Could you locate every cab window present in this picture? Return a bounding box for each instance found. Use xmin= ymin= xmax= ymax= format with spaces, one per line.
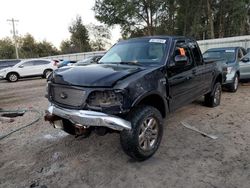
xmin=169 ymin=40 xmax=194 ymax=75
xmin=188 ymin=41 xmax=203 ymax=65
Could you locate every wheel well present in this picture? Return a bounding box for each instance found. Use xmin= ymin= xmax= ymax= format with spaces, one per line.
xmin=215 ymin=74 xmax=222 ymax=84
xmin=137 ymin=94 xmax=166 ymax=118
xmin=44 ymin=69 xmax=53 ymax=74
xmin=236 ymin=71 xmax=240 ymax=77
xmin=7 ymin=72 xmax=19 ymax=78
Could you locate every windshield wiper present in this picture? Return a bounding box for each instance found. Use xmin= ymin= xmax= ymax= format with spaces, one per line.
xmin=119 ymin=61 xmax=142 ymax=66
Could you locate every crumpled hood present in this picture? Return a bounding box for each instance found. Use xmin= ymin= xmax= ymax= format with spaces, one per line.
xmin=51 ymin=64 xmax=144 ymax=87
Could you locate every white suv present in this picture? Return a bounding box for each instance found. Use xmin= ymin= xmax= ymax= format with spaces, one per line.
xmin=0 ymin=59 xmax=57 ymax=82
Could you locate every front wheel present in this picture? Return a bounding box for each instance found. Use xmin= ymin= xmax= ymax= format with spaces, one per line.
xmin=7 ymin=73 xmax=19 ymax=82
xmin=120 ymin=105 xmax=163 ymax=161
xmin=204 ymin=82 xmax=222 ymax=107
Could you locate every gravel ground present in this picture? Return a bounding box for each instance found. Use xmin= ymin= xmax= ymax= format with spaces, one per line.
xmin=0 ymin=78 xmax=250 ymax=188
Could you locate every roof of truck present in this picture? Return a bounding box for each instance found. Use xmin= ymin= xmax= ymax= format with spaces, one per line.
xmin=119 ymin=35 xmax=194 ymax=43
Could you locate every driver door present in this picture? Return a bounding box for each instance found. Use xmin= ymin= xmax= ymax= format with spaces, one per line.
xmin=167 ymin=40 xmax=197 ymax=112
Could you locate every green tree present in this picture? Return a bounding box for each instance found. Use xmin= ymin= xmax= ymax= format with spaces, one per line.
xmin=94 ymin=0 xmax=250 ymax=40
xmin=87 ymin=24 xmax=111 ymax=50
xmin=36 ymin=40 xmax=59 ymax=57
xmin=19 ymin=34 xmax=37 ymax=58
xmin=0 ymin=37 xmax=15 ymax=59
xmin=94 ymin=0 xmax=167 ymax=38
xmin=17 ymin=34 xmax=59 ymax=58
xmin=69 ymin=16 xmax=91 ymax=52
xmin=60 ymin=40 xmax=74 ymax=54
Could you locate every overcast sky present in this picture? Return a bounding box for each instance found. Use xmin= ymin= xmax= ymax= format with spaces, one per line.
xmin=0 ymin=0 xmax=121 ymax=48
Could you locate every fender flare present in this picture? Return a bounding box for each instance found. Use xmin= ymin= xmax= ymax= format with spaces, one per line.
xmin=131 ymin=90 xmax=169 ymax=117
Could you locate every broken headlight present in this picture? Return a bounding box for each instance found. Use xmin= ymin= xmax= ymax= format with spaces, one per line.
xmin=87 ymin=90 xmax=123 ymax=107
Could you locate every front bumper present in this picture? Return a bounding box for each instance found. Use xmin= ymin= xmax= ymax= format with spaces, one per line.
xmin=0 ymin=74 xmax=5 ymax=79
xmin=46 ymin=105 xmax=131 ymax=131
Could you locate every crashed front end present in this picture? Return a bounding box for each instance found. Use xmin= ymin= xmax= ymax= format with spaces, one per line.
xmin=44 ymin=80 xmax=131 ymax=136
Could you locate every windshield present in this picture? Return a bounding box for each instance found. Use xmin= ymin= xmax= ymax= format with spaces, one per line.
xmin=99 ymin=39 xmax=168 ymax=65
xmin=203 ymin=49 xmax=236 ymax=63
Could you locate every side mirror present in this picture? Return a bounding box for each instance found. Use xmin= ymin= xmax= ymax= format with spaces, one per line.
xmin=174 ymin=55 xmax=188 ymax=66
xmin=18 ymin=65 xmax=24 ymax=68
xmin=241 ymin=57 xmax=250 ymax=63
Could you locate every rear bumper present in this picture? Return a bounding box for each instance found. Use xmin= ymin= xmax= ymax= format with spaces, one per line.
xmin=45 ymin=104 xmax=131 ymax=131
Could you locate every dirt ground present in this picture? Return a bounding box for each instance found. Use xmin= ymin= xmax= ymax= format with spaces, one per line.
xmin=0 ymin=78 xmax=250 ymax=188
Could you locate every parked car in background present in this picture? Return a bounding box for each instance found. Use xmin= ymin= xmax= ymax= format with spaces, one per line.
xmin=203 ymin=47 xmax=247 ymax=92
xmin=57 ymin=60 xmax=77 ymax=68
xmin=0 ymin=59 xmax=57 ymax=82
xmin=74 ymin=55 xmax=103 ymax=66
xmin=239 ymin=52 xmax=250 ymax=81
xmin=0 ymin=59 xmax=21 ymax=70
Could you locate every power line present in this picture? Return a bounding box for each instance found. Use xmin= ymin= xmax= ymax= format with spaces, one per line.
xmin=7 ymin=18 xmax=19 ymax=59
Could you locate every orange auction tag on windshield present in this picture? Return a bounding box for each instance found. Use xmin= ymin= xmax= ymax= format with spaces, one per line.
xmin=179 ymin=48 xmax=186 ymax=56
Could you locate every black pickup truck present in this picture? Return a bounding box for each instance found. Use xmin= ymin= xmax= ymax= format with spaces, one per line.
xmin=45 ymin=36 xmax=223 ymax=161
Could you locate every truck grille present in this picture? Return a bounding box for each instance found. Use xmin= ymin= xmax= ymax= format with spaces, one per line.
xmin=50 ymin=85 xmax=86 ymax=107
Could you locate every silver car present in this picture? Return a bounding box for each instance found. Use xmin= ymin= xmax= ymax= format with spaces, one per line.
xmin=240 ymin=52 xmax=250 ymax=81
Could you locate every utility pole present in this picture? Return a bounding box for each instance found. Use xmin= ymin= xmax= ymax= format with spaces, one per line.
xmin=7 ymin=18 xmax=19 ymax=59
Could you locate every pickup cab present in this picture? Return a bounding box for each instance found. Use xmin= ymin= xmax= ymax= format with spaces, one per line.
xmin=45 ymin=36 xmax=223 ymax=161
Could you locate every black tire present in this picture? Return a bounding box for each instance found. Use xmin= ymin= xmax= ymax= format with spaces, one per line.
xmin=43 ymin=69 xmax=52 ymax=79
xmin=228 ymin=74 xmax=239 ymax=92
xmin=7 ymin=72 xmax=19 ymax=82
xmin=204 ymin=82 xmax=222 ymax=107
xmin=120 ymin=105 xmax=163 ymax=161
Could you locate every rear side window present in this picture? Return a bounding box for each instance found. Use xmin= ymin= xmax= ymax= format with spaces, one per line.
xmin=22 ymin=61 xmax=34 ymax=67
xmin=32 ymin=60 xmax=50 ymax=65
xmin=188 ymin=41 xmax=203 ymax=65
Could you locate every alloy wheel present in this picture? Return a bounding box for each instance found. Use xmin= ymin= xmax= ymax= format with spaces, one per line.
xmin=9 ymin=74 xmax=18 ymax=82
xmin=138 ymin=117 xmax=159 ymax=151
xmin=213 ymin=85 xmax=221 ymax=105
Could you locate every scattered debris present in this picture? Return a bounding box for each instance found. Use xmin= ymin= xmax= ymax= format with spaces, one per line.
xmin=1 ymin=110 xmax=25 ymax=118
xmin=30 ymin=180 xmax=39 ymax=188
xmin=181 ymin=121 xmax=218 ymax=140
xmin=0 ymin=116 xmax=15 ymax=123
xmin=0 ymin=108 xmax=42 ymax=140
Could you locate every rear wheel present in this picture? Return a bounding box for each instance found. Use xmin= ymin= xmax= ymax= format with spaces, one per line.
xmin=120 ymin=105 xmax=163 ymax=161
xmin=204 ymin=82 xmax=222 ymax=107
xmin=7 ymin=73 xmax=19 ymax=82
xmin=228 ymin=74 xmax=239 ymax=92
